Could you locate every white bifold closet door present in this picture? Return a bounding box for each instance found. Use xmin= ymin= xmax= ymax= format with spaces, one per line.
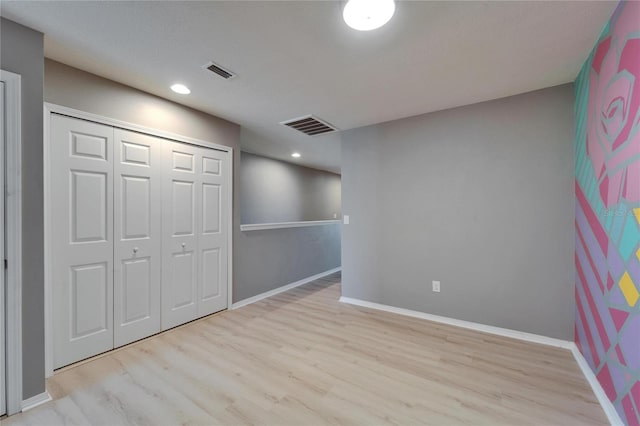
xmin=51 ymin=115 xmax=115 ymax=368
xmin=113 ymin=129 xmax=162 ymax=347
xmin=161 ymin=142 xmax=228 ymax=330
xmin=51 ymin=114 xmax=229 ymax=368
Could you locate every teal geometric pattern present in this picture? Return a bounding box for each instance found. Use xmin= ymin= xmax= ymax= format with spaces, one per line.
xmin=574 ymin=2 xmax=640 ymax=424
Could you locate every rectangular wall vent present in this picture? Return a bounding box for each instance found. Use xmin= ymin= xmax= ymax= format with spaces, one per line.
xmin=280 ymin=115 xmax=338 ymax=136
xmin=202 ymin=61 xmax=235 ymax=79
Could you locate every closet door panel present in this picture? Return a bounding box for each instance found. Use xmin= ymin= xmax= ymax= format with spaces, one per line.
xmin=51 ymin=114 xmax=231 ymax=366
xmin=198 ymin=148 xmax=228 ymax=316
xmin=114 ymin=129 xmax=162 ymax=347
xmin=161 ymin=142 xmax=199 ymax=330
xmin=51 ymin=115 xmax=114 ymax=369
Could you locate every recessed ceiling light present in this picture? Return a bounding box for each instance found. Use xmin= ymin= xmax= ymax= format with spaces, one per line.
xmin=291 ymin=152 xmax=301 ymax=158
xmin=343 ymin=0 xmax=395 ymax=31
xmin=170 ymin=83 xmax=191 ymax=94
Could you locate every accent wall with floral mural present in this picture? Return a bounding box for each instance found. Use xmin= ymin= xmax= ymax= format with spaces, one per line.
xmin=574 ymin=1 xmax=640 ymax=424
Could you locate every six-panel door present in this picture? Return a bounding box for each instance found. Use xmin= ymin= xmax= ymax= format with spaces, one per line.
xmin=113 ymin=129 xmax=163 ymax=347
xmin=51 ymin=115 xmax=115 ymax=368
xmin=51 ymin=114 xmax=230 ymax=368
xmin=161 ymin=142 xmax=229 ymax=330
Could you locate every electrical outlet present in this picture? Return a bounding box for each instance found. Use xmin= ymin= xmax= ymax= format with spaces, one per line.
xmin=432 ymin=280 xmax=441 ymax=293
xmin=333 ymin=213 xmax=337 ymax=219
xmin=343 ymin=215 xmax=350 ymax=225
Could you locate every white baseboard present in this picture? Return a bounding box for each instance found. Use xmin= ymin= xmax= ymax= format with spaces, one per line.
xmin=231 ymin=267 xmax=341 ymax=309
xmin=340 ymin=296 xmax=623 ymax=425
xmin=569 ymin=343 xmax=624 ymax=426
xmin=339 ymin=296 xmax=573 ymax=349
xmin=22 ymin=391 xmax=52 ymax=412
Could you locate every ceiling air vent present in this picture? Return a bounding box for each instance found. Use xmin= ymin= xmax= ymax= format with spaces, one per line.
xmin=202 ymin=61 xmax=235 ymax=79
xmin=280 ymin=115 xmax=338 ymax=136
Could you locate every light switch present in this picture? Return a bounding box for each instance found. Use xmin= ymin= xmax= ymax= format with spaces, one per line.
xmin=343 ymin=215 xmax=350 ymax=225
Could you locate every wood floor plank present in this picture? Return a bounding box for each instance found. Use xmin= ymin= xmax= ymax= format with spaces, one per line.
xmin=6 ymin=273 xmax=607 ymax=425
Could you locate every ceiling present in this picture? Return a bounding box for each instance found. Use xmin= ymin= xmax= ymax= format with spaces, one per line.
xmin=1 ymin=1 xmax=616 ymax=173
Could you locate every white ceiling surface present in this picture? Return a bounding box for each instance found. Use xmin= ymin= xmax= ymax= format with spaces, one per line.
xmin=1 ymin=1 xmax=616 ymax=173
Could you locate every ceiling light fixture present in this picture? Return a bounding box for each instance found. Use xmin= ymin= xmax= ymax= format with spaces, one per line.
xmin=170 ymin=83 xmax=191 ymax=94
xmin=343 ymin=0 xmax=395 ymax=31
xmin=291 ymin=152 xmax=301 ymax=158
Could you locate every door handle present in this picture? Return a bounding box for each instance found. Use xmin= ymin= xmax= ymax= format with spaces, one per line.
xmin=133 ymin=247 xmax=139 ymax=254
xmin=181 ymin=242 xmax=186 ymax=248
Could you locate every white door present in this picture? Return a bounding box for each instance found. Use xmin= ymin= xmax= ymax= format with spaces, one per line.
xmin=161 ymin=142 xmax=199 ymax=329
xmin=198 ymin=147 xmax=228 ymax=317
xmin=0 ymin=81 xmax=6 ymax=416
xmin=51 ymin=115 xmax=114 ymax=368
xmin=161 ymin=142 xmax=228 ymax=330
xmin=113 ymin=129 xmax=162 ymax=347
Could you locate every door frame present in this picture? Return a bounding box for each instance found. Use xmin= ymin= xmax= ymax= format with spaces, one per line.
xmin=1 ymin=70 xmax=23 ymax=415
xmin=43 ymin=103 xmax=234 ymax=377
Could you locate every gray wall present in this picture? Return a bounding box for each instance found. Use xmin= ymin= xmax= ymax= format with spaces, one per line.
xmin=341 ymin=84 xmax=575 ymax=340
xmin=235 ymin=225 xmax=341 ymax=301
xmin=1 ymin=18 xmax=45 ymax=400
xmin=235 ymin=149 xmax=341 ymax=303
xmin=45 ymin=60 xmax=239 ymax=145
xmin=240 ymin=151 xmax=341 ymax=224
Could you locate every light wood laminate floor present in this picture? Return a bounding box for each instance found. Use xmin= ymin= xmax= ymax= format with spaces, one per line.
xmin=6 ymin=273 xmax=606 ymax=425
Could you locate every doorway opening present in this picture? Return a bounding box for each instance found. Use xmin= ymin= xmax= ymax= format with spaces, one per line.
xmin=1 ymin=69 xmax=23 ymax=417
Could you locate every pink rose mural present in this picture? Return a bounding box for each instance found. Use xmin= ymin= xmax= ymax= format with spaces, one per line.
xmin=586 ymin=5 xmax=640 ymax=207
xmin=576 ymin=1 xmax=640 ymax=425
